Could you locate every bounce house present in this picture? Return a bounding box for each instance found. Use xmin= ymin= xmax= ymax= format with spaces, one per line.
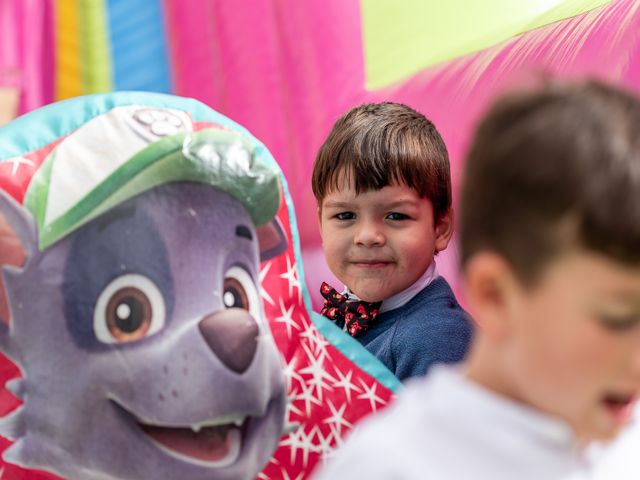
xmin=0 ymin=91 xmax=400 ymax=479
xmin=0 ymin=1 xmax=639 ymax=479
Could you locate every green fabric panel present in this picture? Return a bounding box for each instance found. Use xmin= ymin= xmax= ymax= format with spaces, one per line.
xmin=23 ymin=150 xmax=55 ymax=234
xmin=78 ymin=0 xmax=113 ymax=93
xmin=361 ymin=0 xmax=612 ymax=89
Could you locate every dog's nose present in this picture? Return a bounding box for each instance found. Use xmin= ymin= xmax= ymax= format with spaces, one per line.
xmin=198 ymin=308 xmax=260 ymax=373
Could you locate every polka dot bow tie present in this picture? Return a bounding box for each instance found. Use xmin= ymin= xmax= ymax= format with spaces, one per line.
xmin=319 ymin=282 xmax=382 ymax=337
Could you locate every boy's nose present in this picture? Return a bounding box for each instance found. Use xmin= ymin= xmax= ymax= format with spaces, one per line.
xmin=354 ymin=221 xmax=385 ymax=247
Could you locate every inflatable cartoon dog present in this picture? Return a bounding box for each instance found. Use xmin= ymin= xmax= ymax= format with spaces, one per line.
xmin=0 ymin=94 xmax=288 ymax=480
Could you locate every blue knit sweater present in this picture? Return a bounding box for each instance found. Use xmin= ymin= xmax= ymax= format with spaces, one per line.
xmin=355 ymin=277 xmax=473 ymax=382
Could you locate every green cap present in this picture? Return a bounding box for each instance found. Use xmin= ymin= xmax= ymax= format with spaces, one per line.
xmin=23 ymin=107 xmax=281 ymax=251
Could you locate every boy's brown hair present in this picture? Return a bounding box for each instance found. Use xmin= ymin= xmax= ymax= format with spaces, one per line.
xmin=312 ymin=102 xmax=451 ymax=221
xmin=460 ymin=80 xmax=640 ymax=284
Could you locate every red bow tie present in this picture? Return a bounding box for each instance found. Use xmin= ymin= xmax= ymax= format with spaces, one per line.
xmin=319 ymin=282 xmax=382 ymax=337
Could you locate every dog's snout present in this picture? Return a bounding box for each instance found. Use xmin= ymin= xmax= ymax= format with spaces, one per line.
xmin=198 ymin=309 xmax=259 ymax=373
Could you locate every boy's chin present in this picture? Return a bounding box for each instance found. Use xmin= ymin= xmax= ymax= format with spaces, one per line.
xmin=345 ymin=276 xmax=407 ymax=302
xmin=357 ymin=295 xmax=383 ymax=303
xmin=348 ymin=291 xmax=383 ymax=303
xmin=346 ymin=291 xmax=377 ymax=302
xmin=575 ymin=418 xmax=632 ymax=445
xmin=347 ymin=285 xmax=387 ymax=303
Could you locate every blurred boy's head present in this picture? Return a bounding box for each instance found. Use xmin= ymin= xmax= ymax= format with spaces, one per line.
xmin=461 ymin=80 xmax=640 ymax=442
xmin=312 ymin=102 xmax=454 ymax=301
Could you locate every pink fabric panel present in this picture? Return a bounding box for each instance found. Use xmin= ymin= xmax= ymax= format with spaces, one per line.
xmin=365 ymin=1 xmax=640 ymax=302
xmin=164 ymin=0 xmax=366 ymax=304
xmin=0 ymin=0 xmax=55 ymax=114
xmin=165 ymin=0 xmax=364 ymax=236
xmin=163 ymin=0 xmax=217 ymax=107
xmin=0 ymin=0 xmax=21 ymax=88
xmin=156 ymin=0 xmax=640 ymax=308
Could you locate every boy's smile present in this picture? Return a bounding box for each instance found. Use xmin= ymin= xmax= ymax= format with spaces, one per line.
xmin=318 ymin=181 xmax=452 ymax=302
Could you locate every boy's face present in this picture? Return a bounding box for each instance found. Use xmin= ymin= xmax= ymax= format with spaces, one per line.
xmin=318 ymin=179 xmax=452 ymax=302
xmin=497 ymin=250 xmax=640 ymax=441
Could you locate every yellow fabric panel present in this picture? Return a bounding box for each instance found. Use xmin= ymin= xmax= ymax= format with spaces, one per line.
xmin=55 ymin=0 xmax=83 ymax=100
xmin=361 ymin=0 xmax=612 ymax=89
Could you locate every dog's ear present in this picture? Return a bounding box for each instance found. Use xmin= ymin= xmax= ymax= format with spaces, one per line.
xmin=0 ymin=190 xmax=37 ymax=326
xmin=257 ymin=217 xmax=288 ymax=262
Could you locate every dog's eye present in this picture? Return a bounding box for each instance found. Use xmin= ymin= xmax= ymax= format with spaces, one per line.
xmin=94 ymin=274 xmax=166 ymax=344
xmin=223 ymin=266 xmax=261 ymax=321
xmin=223 ymin=278 xmax=249 ymax=310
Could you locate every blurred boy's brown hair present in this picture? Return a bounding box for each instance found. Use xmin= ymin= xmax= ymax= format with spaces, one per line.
xmin=461 ymin=80 xmax=640 ymax=283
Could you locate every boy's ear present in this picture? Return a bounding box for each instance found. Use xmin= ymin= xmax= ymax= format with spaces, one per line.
xmin=463 ymin=251 xmax=520 ymax=340
xmin=0 ymin=190 xmax=38 ymax=326
xmin=434 ymin=208 xmax=454 ymax=253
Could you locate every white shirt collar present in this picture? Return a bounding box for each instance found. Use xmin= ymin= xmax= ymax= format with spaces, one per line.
xmin=423 ymin=366 xmax=579 ymax=451
xmin=344 ymin=261 xmax=439 ymax=313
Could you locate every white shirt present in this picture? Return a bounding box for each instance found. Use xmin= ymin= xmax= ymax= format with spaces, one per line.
xmin=313 ymin=366 xmax=592 ymax=480
xmin=589 ymin=406 xmax=640 ymax=479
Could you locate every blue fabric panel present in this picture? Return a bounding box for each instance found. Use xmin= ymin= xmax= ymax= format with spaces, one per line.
xmin=107 ymin=0 xmax=172 ymax=93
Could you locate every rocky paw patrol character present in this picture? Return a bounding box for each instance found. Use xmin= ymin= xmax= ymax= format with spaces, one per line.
xmin=0 ymin=94 xmax=288 ymax=480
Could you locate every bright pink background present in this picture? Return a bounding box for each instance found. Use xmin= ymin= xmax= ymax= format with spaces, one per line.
xmin=163 ymin=0 xmax=640 ymax=307
xmin=2 ymin=0 xmax=639 ymax=307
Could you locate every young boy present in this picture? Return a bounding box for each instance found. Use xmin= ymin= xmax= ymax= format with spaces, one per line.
xmin=314 ymin=81 xmax=640 ymax=479
xmin=312 ymin=102 xmax=473 ymax=381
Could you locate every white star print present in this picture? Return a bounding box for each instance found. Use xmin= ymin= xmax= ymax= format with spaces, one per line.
xmin=285 ymin=387 xmax=304 ymax=418
xmin=293 ymin=380 xmax=322 ymax=417
xmin=274 ymin=298 xmax=301 ymax=339
xmin=278 ymin=467 xmax=305 ymax=480
xmin=259 ymin=261 xmax=275 ymax=306
xmin=279 ymin=426 xmax=305 ymax=465
xmin=6 ymin=156 xmax=35 ymax=176
xmin=298 ymin=322 xmax=329 ymax=356
xmin=313 ymin=427 xmax=337 ymax=465
xmin=306 ymin=425 xmax=324 ymax=457
xmin=329 ymin=424 xmax=348 ymax=455
xmin=279 ymin=425 xmax=317 ymax=468
xmin=282 ymin=354 xmax=305 ymax=390
xmin=279 ymin=254 xmax=301 ymax=302
xmin=256 ymin=457 xmax=283 ymax=480
xmin=331 ymin=366 xmax=362 ymax=402
xmin=323 ymin=399 xmax=353 ymax=438
xmin=357 ymin=378 xmax=386 ymax=412
xmin=299 ymin=342 xmax=336 ymax=401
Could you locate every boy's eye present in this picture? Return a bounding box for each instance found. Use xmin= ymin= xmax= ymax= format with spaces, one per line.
xmin=386 ymin=212 xmax=409 ymax=221
xmin=598 ymin=314 xmax=640 ymax=332
xmin=335 ymin=212 xmax=355 ymax=220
